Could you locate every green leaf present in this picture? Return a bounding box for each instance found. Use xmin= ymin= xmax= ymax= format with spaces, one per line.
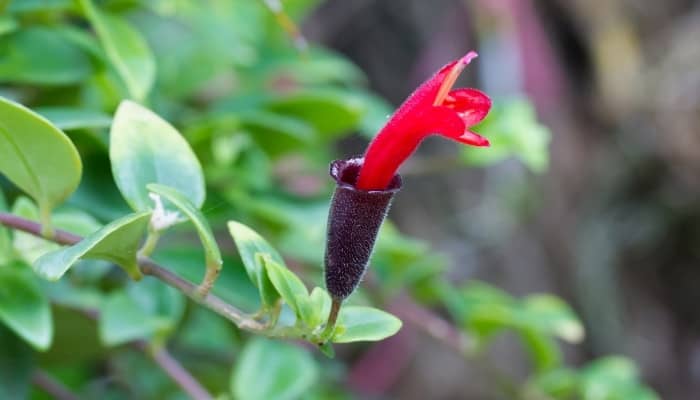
xmin=259 ymin=254 xmax=312 ymax=325
xmin=147 ymin=184 xmax=222 ymax=273
xmin=0 ymin=325 xmax=33 ymax=399
xmin=231 ymin=338 xmax=318 ymax=400
xmin=11 ymin=197 xmax=102 ymax=264
xmin=100 ymin=278 xmax=184 ymax=346
xmin=520 ymin=294 xmax=584 ymax=343
xmin=0 ymin=262 xmax=52 ymax=350
xmin=110 ymin=100 xmax=205 ymax=211
xmin=333 ymin=306 xmax=402 ymax=343
xmin=227 ymin=221 xmax=281 ymax=308
xmin=35 ymin=107 xmax=112 ymax=131
xmin=33 ymin=211 xmax=151 ymax=281
xmin=0 ymin=97 xmax=82 ymax=219
xmin=518 ymin=328 xmax=562 ymax=372
xmin=0 ymin=27 xmax=91 ymax=85
xmin=307 ymin=287 xmax=331 ymax=329
xmin=78 ymin=0 xmax=155 ymax=100
xmin=580 ymin=356 xmax=659 ymax=400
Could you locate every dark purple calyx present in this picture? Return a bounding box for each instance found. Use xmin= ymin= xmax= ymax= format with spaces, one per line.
xmin=324 ymin=158 xmax=401 ymax=300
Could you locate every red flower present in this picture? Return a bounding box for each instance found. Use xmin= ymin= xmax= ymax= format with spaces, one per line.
xmin=356 ymin=51 xmax=491 ymax=191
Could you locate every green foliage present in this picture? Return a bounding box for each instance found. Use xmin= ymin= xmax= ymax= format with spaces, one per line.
xmin=231 ymin=338 xmax=319 ymax=400
xmin=100 ymin=278 xmax=184 ymax=346
xmin=78 ymin=0 xmax=155 ymax=101
xmin=0 ymin=262 xmax=52 ymax=350
xmin=10 ymin=196 xmax=101 ymax=264
xmin=0 ymin=97 xmax=82 ymax=224
xmin=0 ymin=27 xmax=92 ymax=85
xmin=34 ymin=211 xmax=152 ymax=281
xmin=333 ymin=306 xmax=403 ymax=343
xmin=527 ymin=357 xmax=659 ymax=400
xmin=110 ymin=101 xmax=205 ymax=211
xmin=261 ymin=254 xmax=314 ymax=325
xmin=0 ymin=325 xmax=33 ymax=399
xmin=443 ymin=281 xmax=583 ymax=371
xmin=228 ymin=221 xmax=282 ymax=308
xmin=147 ymin=183 xmax=222 ymax=273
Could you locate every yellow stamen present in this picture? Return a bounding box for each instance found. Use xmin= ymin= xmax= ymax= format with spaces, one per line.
xmin=433 ymin=51 xmax=478 ymax=106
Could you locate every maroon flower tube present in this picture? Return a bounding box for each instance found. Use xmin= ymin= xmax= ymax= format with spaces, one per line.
xmin=324 ymin=158 xmax=401 ymax=300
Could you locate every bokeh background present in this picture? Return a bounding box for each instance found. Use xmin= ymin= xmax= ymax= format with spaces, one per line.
xmin=1 ymin=0 xmax=698 ymax=399
xmin=303 ymin=0 xmax=700 ymax=398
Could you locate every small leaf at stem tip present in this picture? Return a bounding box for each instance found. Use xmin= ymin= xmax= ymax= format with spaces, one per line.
xmin=259 ymin=254 xmax=312 ymax=325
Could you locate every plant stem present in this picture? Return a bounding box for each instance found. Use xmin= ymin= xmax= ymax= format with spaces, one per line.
xmin=133 ymin=341 xmax=212 ymax=400
xmin=138 ymin=257 xmax=266 ymax=331
xmin=0 ymin=212 xmax=266 ymax=333
xmin=38 ymin=203 xmax=54 ymax=239
xmin=321 ymin=297 xmax=342 ymax=341
xmin=32 ymin=370 xmax=80 ymax=400
xmin=196 ymin=259 xmax=221 ymax=298
xmin=0 ymin=212 xmax=81 ymax=245
xmin=138 ymin=229 xmax=161 ymax=258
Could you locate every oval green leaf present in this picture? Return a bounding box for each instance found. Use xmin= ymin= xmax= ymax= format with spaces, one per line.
xmin=227 ymin=221 xmax=281 ymax=308
xmin=259 ymin=254 xmax=312 ymax=325
xmin=231 ymin=338 xmax=318 ymax=400
xmin=110 ymin=100 xmax=205 ymax=211
xmin=78 ymin=0 xmax=155 ymax=101
xmin=33 ymin=211 xmax=151 ymax=281
xmin=147 ymin=183 xmax=222 ymax=272
xmin=332 ymin=306 xmax=402 ymax=343
xmin=0 ymin=262 xmax=52 ymax=350
xmin=0 ymin=97 xmax=82 ymax=217
xmin=99 ymin=278 xmax=184 ymax=346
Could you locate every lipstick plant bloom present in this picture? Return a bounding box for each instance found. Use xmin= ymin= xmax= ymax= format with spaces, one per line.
xmin=357 ymin=51 xmax=491 ymax=191
xmin=323 ymin=52 xmax=491 ymax=332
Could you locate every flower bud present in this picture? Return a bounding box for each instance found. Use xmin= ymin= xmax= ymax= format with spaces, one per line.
xmin=324 ymin=158 xmax=401 ymax=300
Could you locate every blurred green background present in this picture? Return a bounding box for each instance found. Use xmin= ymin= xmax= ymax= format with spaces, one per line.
xmin=0 ymin=0 xmax=697 ymax=399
